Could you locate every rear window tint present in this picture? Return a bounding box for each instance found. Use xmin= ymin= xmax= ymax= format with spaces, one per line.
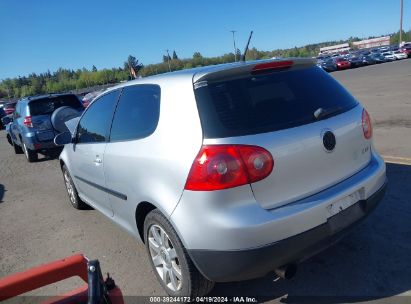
xmin=29 ymin=95 xmax=82 ymax=116
xmin=194 ymin=66 xmax=358 ymax=138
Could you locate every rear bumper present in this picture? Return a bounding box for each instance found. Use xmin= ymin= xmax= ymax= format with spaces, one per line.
xmin=189 ymin=181 xmax=387 ymax=282
xmin=23 ymin=133 xmax=56 ymax=150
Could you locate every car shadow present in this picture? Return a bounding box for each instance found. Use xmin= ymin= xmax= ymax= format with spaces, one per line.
xmin=35 ymin=147 xmax=63 ymax=162
xmin=0 ymin=184 xmax=4 ymax=203
xmin=210 ymin=162 xmax=411 ymax=303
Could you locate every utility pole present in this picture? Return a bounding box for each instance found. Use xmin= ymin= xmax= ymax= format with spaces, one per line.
xmin=166 ymin=49 xmax=171 ymax=72
xmin=230 ymin=30 xmax=237 ymax=62
xmin=399 ymin=0 xmax=403 ymax=46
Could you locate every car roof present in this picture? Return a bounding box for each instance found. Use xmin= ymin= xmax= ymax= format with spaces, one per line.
xmin=104 ymin=58 xmax=316 ymax=94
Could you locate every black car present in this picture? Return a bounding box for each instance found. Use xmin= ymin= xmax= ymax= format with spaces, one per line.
xmin=0 ymin=107 xmax=6 ymax=129
xmin=370 ymin=53 xmax=386 ymax=63
xmin=347 ymin=56 xmax=365 ymax=68
xmin=318 ymin=59 xmax=337 ymax=72
xmin=362 ymin=55 xmax=377 ymax=65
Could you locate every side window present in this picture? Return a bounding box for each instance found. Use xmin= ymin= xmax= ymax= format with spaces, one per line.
xmin=110 ymin=85 xmax=160 ymax=142
xmin=76 ymin=90 xmax=120 ymax=144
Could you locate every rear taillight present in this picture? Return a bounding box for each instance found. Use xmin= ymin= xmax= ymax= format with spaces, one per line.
xmin=185 ymin=145 xmax=274 ymax=191
xmin=23 ymin=116 xmax=33 ymax=128
xmin=362 ymin=109 xmax=372 ymax=139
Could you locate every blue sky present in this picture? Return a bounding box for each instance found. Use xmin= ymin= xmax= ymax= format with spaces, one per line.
xmin=0 ymin=0 xmax=409 ymax=80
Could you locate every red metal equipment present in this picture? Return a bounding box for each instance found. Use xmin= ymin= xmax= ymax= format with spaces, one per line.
xmin=0 ymin=254 xmax=124 ymax=304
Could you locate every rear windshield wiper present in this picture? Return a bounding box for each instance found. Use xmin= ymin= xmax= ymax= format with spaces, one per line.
xmin=313 ymin=107 xmax=343 ymax=121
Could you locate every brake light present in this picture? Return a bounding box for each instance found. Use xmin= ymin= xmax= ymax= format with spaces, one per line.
xmin=252 ymin=61 xmax=293 ymax=74
xmin=185 ymin=145 xmax=274 ymax=191
xmin=23 ymin=116 xmax=33 ymax=128
xmin=362 ymin=109 xmax=372 ymax=139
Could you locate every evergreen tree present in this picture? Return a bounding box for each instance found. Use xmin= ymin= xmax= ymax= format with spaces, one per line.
xmin=172 ymin=50 xmax=178 ymax=60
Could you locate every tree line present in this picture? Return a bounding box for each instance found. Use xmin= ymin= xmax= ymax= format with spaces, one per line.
xmin=1 ymin=30 xmax=409 ymax=100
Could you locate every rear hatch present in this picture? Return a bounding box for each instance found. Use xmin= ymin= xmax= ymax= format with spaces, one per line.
xmin=193 ymin=60 xmax=372 ymax=209
xmin=28 ymin=95 xmax=83 ymax=141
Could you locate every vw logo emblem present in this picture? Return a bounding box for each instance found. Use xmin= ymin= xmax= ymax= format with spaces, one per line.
xmin=322 ymin=130 xmax=336 ymax=152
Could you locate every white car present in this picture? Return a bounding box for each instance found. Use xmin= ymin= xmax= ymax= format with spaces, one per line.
xmin=382 ymin=52 xmax=397 ymax=61
xmin=393 ymin=51 xmax=407 ymax=60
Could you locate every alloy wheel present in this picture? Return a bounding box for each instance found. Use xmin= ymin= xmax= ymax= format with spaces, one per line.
xmin=148 ymin=224 xmax=182 ymax=292
xmin=64 ymin=171 xmax=76 ymax=205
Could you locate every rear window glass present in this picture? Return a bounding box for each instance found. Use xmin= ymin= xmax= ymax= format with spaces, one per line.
xmin=29 ymin=95 xmax=82 ymax=116
xmin=194 ymin=66 xmax=358 ymax=138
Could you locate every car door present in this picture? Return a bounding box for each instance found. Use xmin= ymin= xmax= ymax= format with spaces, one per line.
xmin=68 ymin=90 xmax=120 ymax=217
xmin=103 ymin=85 xmax=161 ymax=229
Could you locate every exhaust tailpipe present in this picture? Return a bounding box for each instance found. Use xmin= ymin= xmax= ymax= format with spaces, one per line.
xmin=275 ymin=264 xmax=297 ymax=280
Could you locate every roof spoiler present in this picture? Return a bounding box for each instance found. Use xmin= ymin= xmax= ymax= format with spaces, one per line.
xmin=193 ymin=58 xmax=317 ymax=83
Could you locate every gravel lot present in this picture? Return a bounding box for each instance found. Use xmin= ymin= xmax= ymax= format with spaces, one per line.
xmin=0 ymin=59 xmax=410 ymax=303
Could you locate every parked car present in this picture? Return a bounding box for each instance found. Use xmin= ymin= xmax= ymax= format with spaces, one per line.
xmin=6 ymin=93 xmax=84 ymax=162
xmin=0 ymin=107 xmax=6 ymax=129
xmin=370 ymin=53 xmax=386 ymax=63
xmin=81 ymin=90 xmax=104 ymax=108
xmin=55 ymin=58 xmax=387 ymax=297
xmin=392 ymin=50 xmax=407 ymax=60
xmin=362 ymin=55 xmax=377 ymax=65
xmin=318 ymin=59 xmax=337 ymax=72
xmin=378 ymin=46 xmax=390 ymax=52
xmin=334 ymin=57 xmax=351 ymax=69
xmin=3 ymin=101 xmax=17 ymax=115
xmin=400 ymin=46 xmax=411 ymax=58
xmin=347 ymin=56 xmax=365 ymax=68
xmin=382 ymin=51 xmax=396 ymax=61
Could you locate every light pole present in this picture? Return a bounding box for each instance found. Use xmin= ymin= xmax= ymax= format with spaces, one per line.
xmin=230 ymin=30 xmax=237 ymax=61
xmin=399 ymin=0 xmax=403 ymax=46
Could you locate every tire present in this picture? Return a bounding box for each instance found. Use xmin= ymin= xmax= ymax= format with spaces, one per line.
xmin=22 ymin=141 xmax=38 ymax=162
xmin=12 ymin=139 xmax=23 ymax=154
xmin=144 ymin=210 xmax=215 ymax=297
xmin=62 ymin=165 xmax=88 ymax=210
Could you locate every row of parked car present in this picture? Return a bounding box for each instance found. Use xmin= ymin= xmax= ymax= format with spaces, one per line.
xmin=0 ymin=94 xmax=85 ymax=161
xmin=0 ymin=85 xmax=108 ymax=162
xmin=0 ymin=87 xmax=105 ymax=128
xmin=317 ymin=44 xmax=411 ymax=72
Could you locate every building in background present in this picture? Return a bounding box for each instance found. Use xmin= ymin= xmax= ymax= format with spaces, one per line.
xmin=352 ymin=36 xmax=391 ymax=49
xmin=319 ymin=43 xmax=350 ymax=55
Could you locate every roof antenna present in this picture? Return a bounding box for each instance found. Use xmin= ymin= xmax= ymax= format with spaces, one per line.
xmin=240 ymin=31 xmax=253 ymax=62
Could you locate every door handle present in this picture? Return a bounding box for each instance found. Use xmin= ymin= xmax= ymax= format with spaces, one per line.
xmin=94 ymin=157 xmax=102 ymax=164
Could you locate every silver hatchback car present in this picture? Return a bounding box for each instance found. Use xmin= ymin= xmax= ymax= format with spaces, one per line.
xmin=57 ymin=58 xmax=387 ymax=297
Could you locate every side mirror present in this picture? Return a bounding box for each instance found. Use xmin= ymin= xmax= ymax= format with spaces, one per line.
xmin=1 ymin=116 xmax=12 ymax=125
xmin=54 ymin=132 xmax=73 ymax=146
